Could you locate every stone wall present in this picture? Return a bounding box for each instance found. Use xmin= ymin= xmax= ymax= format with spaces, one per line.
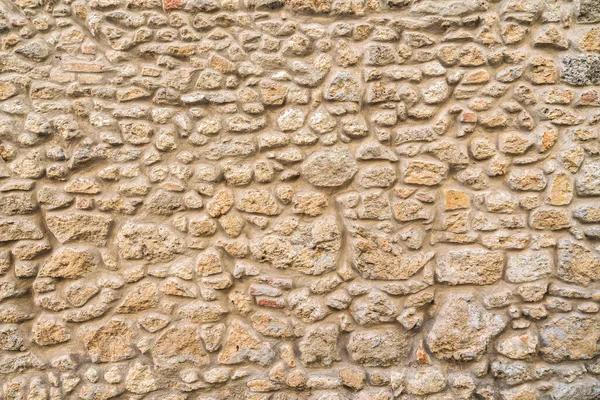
xmin=0 ymin=0 xmax=600 ymax=398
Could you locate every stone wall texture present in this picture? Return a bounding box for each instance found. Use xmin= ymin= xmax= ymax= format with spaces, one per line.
xmin=1 ymin=0 xmax=600 ymax=398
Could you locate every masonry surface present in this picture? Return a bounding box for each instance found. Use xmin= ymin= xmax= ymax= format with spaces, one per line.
xmin=0 ymin=0 xmax=600 ymax=398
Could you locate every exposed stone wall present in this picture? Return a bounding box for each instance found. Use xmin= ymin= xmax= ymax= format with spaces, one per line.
xmin=1 ymin=0 xmax=600 ymax=398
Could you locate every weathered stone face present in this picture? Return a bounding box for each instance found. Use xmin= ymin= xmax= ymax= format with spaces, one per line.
xmin=1 ymin=0 xmax=599 ymax=396
xmin=426 ymin=293 xmax=506 ymax=361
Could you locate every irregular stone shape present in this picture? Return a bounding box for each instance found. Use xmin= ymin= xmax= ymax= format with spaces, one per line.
xmin=32 ymin=318 xmax=71 ymax=346
xmin=251 ymin=216 xmax=341 ymax=275
xmin=81 ymin=319 xmax=135 ymax=363
xmin=506 ymin=169 xmax=547 ymax=191
xmin=0 ymin=193 xmax=37 ymax=215
xmin=549 ymin=380 xmax=600 ymax=400
xmin=506 ymin=251 xmax=553 ymax=283
xmin=301 ymin=148 xmax=358 ymax=188
xmin=38 ymin=247 xmax=99 ymax=279
xmin=576 ymin=0 xmax=600 ymax=23
xmin=347 ymin=329 xmax=410 ymax=366
xmin=324 ymin=71 xmax=361 ymax=102
xmin=426 ymin=293 xmax=506 ymax=361
xmin=576 ymin=160 xmax=600 ymax=196
xmin=436 ymin=249 xmax=504 ymax=285
xmin=0 ymin=217 xmax=43 ymax=242
xmin=46 ymin=213 xmax=112 ymax=246
xmin=405 ymin=367 xmax=446 ymax=395
xmin=299 ymin=323 xmax=340 ymax=366
xmin=530 ymin=208 xmax=571 ymax=230
xmin=557 ymin=238 xmax=600 ymax=286
xmin=218 ymin=319 xmax=274 ymax=366
xmin=350 ymin=290 xmax=397 ymax=325
xmin=496 ymin=330 xmax=538 ymax=360
xmin=116 ymin=282 xmax=158 ymax=313
xmin=152 ymin=324 xmax=209 ymax=371
xmin=403 ymin=160 xmax=448 ymax=186
xmin=236 ymin=189 xmax=281 ymax=215
xmin=251 ymin=312 xmax=292 ymax=338
xmin=117 ymin=222 xmax=184 ymax=261
xmin=125 ymin=363 xmax=159 ymax=394
xmin=540 ymin=315 xmax=600 ymax=362
xmin=574 ymin=204 xmax=600 ymax=222
xmin=350 ymin=229 xmax=434 ymax=280
xmin=546 ymin=172 xmax=573 ymax=205
xmin=561 ymin=55 xmax=600 ymax=86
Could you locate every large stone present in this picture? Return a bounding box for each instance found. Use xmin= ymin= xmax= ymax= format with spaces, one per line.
xmin=301 ymin=148 xmax=358 ymax=188
xmin=540 ymin=315 xmax=600 ymax=362
xmin=81 ymin=319 xmax=135 ymax=363
xmin=46 ymin=213 xmax=112 ymax=246
xmin=351 ymin=229 xmax=434 ymax=280
xmin=32 ymin=318 xmax=71 ymax=346
xmin=426 ymin=293 xmax=506 ymax=361
xmin=236 ymin=189 xmax=281 ymax=215
xmin=557 ymin=238 xmax=600 ymax=286
xmin=116 ymin=222 xmax=184 ymax=261
xmin=403 ymin=160 xmax=447 ymax=186
xmin=38 ymin=247 xmax=99 ymax=279
xmin=576 ymin=0 xmax=600 ymax=23
xmin=576 ymin=160 xmax=600 ymax=196
xmin=0 ymin=217 xmax=43 ymax=242
xmin=152 ymin=324 xmax=209 ymax=371
xmin=125 ymin=363 xmax=160 ymax=394
xmin=324 ymin=71 xmax=361 ymax=102
xmin=561 ymin=55 xmax=600 ymax=86
xmin=299 ymin=323 xmax=340 ymax=366
xmin=218 ymin=319 xmax=274 ymax=366
xmin=347 ymin=329 xmax=410 ymax=366
xmin=506 ymin=251 xmax=553 ymax=283
xmin=436 ymin=249 xmax=504 ymax=285
xmin=496 ymin=330 xmax=538 ymax=360
xmin=116 ymin=282 xmax=158 ymax=313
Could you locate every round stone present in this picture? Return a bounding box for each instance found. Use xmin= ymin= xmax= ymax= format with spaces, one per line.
xmin=301 ymin=148 xmax=358 ymax=188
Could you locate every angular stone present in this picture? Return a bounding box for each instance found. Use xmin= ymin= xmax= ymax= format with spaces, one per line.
xmin=351 ymin=230 xmax=433 ymax=280
xmin=546 ymin=172 xmax=573 ymax=205
xmin=576 ymin=0 xmax=600 ymax=23
xmin=152 ymin=324 xmax=209 ymax=371
xmin=117 ymin=282 xmax=158 ymax=313
xmin=576 ymin=161 xmax=600 ymax=196
xmin=218 ymin=319 xmax=274 ymax=366
xmin=496 ymin=330 xmax=538 ymax=360
xmin=0 ymin=217 xmax=43 ymax=242
xmin=347 ymin=329 xmax=410 ymax=366
xmin=426 ymin=293 xmax=506 ymax=361
xmin=236 ymin=189 xmax=281 ymax=216
xmin=324 ymin=71 xmax=361 ymax=102
xmin=506 ymin=168 xmax=547 ymax=191
xmin=125 ymin=363 xmax=159 ymax=394
xmin=38 ymin=247 xmax=99 ymax=279
xmin=403 ymin=160 xmax=447 ymax=186
xmin=506 ymin=251 xmax=553 ymax=283
xmin=436 ymin=249 xmax=504 ymax=285
xmin=557 ymin=238 xmax=600 ymax=286
xmin=530 ymin=208 xmax=571 ymax=230
xmin=46 ymin=213 xmax=112 ymax=246
xmin=32 ymin=317 xmax=71 ymax=346
xmin=561 ymin=55 xmax=600 ymax=86
xmin=301 ymin=148 xmax=358 ymax=188
xmin=299 ymin=323 xmax=340 ymax=366
xmin=117 ymin=222 xmax=184 ymax=261
xmin=81 ymin=319 xmax=135 ymax=363
xmin=540 ymin=315 xmax=600 ymax=362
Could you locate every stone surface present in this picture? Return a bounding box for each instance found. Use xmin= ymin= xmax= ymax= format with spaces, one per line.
xmin=0 ymin=0 xmax=597 ymax=397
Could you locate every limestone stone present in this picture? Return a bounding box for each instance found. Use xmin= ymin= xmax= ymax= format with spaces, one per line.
xmin=299 ymin=323 xmax=340 ymax=366
xmin=38 ymin=247 xmax=99 ymax=279
xmin=117 ymin=222 xmax=184 ymax=261
xmin=506 ymin=251 xmax=553 ymax=283
xmin=81 ymin=319 xmax=135 ymax=363
xmin=436 ymin=249 xmax=504 ymax=285
xmin=426 ymin=293 xmax=506 ymax=361
xmin=46 ymin=213 xmax=112 ymax=246
xmin=347 ymin=329 xmax=410 ymax=366
xmin=218 ymin=319 xmax=275 ymax=366
xmin=403 ymin=160 xmax=448 ymax=186
xmin=301 ymin=148 xmax=358 ymax=188
xmin=540 ymin=315 xmax=600 ymax=362
xmin=152 ymin=324 xmax=209 ymax=371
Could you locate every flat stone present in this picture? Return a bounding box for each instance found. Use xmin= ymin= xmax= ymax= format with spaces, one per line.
xmin=46 ymin=213 xmax=112 ymax=246
xmin=436 ymin=249 xmax=504 ymax=285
